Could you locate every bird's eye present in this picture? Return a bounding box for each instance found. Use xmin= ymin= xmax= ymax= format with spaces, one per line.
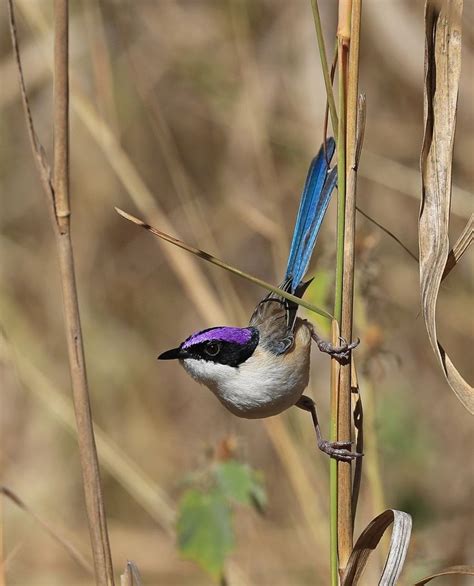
xmin=205 ymin=341 xmax=221 ymax=356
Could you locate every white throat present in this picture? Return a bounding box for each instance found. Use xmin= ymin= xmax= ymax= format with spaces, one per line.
xmin=181 ymin=341 xmax=310 ymax=419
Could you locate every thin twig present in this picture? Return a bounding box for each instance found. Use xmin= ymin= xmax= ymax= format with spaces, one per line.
xmin=115 ymin=208 xmax=334 ymax=321
xmin=356 ymin=206 xmax=418 ymax=262
xmin=6 ymin=0 xmax=55 ymax=218
xmin=1 ymin=487 xmax=94 ymax=575
xmin=7 ymin=1 xmax=115 ymax=584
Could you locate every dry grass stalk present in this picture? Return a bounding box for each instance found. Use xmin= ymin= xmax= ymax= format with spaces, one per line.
xmin=115 ymin=208 xmax=334 ymax=320
xmin=6 ymin=0 xmax=114 ymax=584
xmin=0 ymin=486 xmax=94 ymax=575
xmin=337 ymin=0 xmax=362 ymax=571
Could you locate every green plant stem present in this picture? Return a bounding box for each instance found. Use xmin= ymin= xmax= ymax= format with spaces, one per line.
xmin=310 ymin=0 xmax=339 ymax=136
xmin=329 ymin=323 xmax=340 ymax=586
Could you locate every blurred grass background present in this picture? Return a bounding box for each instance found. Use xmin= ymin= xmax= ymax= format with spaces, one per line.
xmin=1 ymin=1 xmax=473 ymax=584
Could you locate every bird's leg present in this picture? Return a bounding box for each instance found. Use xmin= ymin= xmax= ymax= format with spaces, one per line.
xmin=296 ymin=395 xmax=362 ymax=462
xmin=307 ymin=323 xmax=359 ymax=361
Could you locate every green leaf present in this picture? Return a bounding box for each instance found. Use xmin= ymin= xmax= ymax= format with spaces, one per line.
xmin=177 ymin=489 xmax=233 ymax=580
xmin=214 ymin=461 xmax=267 ymax=510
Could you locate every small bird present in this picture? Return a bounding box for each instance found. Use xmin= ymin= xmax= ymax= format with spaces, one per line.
xmin=159 ymin=138 xmax=360 ymax=461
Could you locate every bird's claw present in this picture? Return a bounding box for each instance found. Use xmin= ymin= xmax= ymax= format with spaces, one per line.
xmin=316 ymin=336 xmax=360 ymax=361
xmin=318 ymin=439 xmax=363 ymax=462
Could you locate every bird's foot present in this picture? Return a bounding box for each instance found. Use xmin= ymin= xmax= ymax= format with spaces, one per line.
xmin=318 ymin=439 xmax=363 ymax=462
xmin=313 ymin=335 xmax=360 ymax=361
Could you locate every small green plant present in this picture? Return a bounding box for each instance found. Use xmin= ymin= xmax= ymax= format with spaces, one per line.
xmin=177 ymin=453 xmax=266 ymax=581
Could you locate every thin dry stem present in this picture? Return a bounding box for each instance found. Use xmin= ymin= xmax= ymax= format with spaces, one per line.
xmin=335 ymin=36 xmax=353 ymax=568
xmin=53 ymin=2 xmax=114 ymax=582
xmin=1 ymin=486 xmax=94 ymax=575
xmin=337 ymin=0 xmax=362 ymax=572
xmin=310 ymin=0 xmax=339 ymax=135
xmin=115 ymin=208 xmax=334 ymax=320
xmin=53 ymin=0 xmax=70 ymax=224
xmin=337 ymin=0 xmax=352 ymax=42
xmin=7 ymin=1 xmax=115 ymax=584
xmin=0 ymin=494 xmax=5 ymax=586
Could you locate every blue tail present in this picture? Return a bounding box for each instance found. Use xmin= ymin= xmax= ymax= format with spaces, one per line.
xmin=285 ymin=138 xmax=337 ymax=293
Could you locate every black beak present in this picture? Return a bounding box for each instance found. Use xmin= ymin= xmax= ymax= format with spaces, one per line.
xmin=158 ymin=347 xmax=183 ymax=360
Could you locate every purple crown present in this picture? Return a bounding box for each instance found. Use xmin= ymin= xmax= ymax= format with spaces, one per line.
xmin=182 ymin=327 xmax=253 ymax=349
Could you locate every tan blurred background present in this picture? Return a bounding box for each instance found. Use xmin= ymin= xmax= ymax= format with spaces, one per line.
xmin=1 ymin=1 xmax=473 ymax=585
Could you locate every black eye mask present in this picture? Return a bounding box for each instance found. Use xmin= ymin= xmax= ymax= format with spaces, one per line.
xmin=181 ymin=328 xmax=259 ymax=367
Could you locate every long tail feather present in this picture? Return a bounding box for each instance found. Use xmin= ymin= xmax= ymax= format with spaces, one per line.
xmin=285 ymin=138 xmax=337 ymax=292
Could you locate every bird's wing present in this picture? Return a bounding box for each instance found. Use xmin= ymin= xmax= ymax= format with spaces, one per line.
xmin=249 ymin=294 xmax=294 ymax=355
xmin=249 ymin=278 xmax=312 ymax=355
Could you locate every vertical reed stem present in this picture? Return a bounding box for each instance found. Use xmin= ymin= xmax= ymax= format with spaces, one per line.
xmin=7 ymin=2 xmax=115 ymax=578
xmin=52 ymin=2 xmax=115 ymax=584
xmin=334 ymin=0 xmax=363 ymax=575
xmin=330 ymin=14 xmax=349 ymax=584
xmin=332 ymin=0 xmax=359 ymax=578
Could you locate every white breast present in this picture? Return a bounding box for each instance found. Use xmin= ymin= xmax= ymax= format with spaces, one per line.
xmin=182 ymin=320 xmax=312 ymax=419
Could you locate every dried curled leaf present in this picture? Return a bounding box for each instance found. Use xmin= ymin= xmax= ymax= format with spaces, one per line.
xmin=419 ymin=0 xmax=473 ymax=413
xmin=341 ymin=509 xmax=412 ymax=586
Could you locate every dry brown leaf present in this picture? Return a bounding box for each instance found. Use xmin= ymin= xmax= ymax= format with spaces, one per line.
xmin=414 ymin=564 xmax=474 ymax=585
xmin=341 ymin=509 xmax=412 ymax=586
xmin=419 ymin=0 xmax=473 ymax=413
